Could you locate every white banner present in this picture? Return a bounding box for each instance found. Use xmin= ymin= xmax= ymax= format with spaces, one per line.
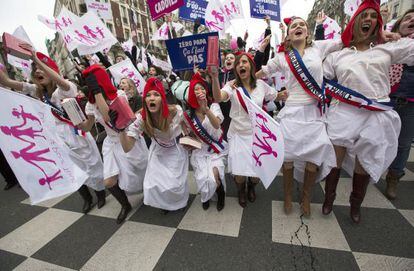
xmin=151 ymin=22 xmax=184 ymax=41
xmin=85 ymin=0 xmax=113 ymax=20
xmin=7 ymin=54 xmax=32 ymax=79
xmin=12 ymin=26 xmax=34 ymax=47
xmin=205 ymin=0 xmax=244 ymax=38
xmin=344 ymin=0 xmax=362 ymax=17
xmin=319 ymin=16 xmax=341 ymax=40
xmin=241 ymin=90 xmax=284 ymax=189
xmin=108 ymin=58 xmax=145 ymax=95
xmin=141 ymin=47 xmax=148 ymax=71
xmin=0 ymin=88 xmax=85 ymax=204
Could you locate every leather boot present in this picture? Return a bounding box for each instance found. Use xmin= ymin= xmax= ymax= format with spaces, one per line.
xmin=322 ymin=168 xmax=341 ymax=215
xmin=247 ymin=178 xmax=258 ymax=203
xmin=216 ymin=182 xmax=225 ymax=211
xmin=108 ymin=184 xmax=132 ymax=224
xmin=78 ymin=185 xmax=93 ymax=214
xmin=385 ymin=170 xmax=400 ymax=200
xmin=235 ymin=180 xmax=247 ymax=208
xmin=301 ymin=170 xmax=317 ymax=217
xmin=202 ymin=200 xmax=210 ymax=210
xmin=95 ymin=189 xmax=106 ymax=209
xmin=349 ymin=173 xmax=370 ymax=224
xmin=283 ymin=166 xmax=294 ymax=214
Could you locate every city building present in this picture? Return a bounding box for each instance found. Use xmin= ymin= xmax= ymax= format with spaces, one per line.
xmin=307 ymin=0 xmax=348 ymax=37
xmin=383 ymin=0 xmax=414 ymax=21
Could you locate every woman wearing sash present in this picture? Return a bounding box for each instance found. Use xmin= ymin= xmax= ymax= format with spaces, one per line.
xmin=120 ymin=78 xmax=190 ymax=212
xmin=0 ymin=48 xmax=106 ymax=214
xmin=322 ymin=0 xmax=414 ymax=223
xmin=211 ymin=53 xmax=278 ymax=208
xmin=255 ymin=16 xmax=341 ymax=217
xmin=184 ymin=73 xmax=227 ymax=211
xmin=79 ymin=65 xmax=148 ymax=224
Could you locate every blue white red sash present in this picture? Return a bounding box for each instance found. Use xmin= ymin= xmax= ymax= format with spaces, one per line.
xmin=323 ymin=79 xmax=394 ymax=111
xmin=235 ymin=87 xmax=251 ymax=113
xmin=285 ymin=48 xmax=326 ymax=113
xmin=43 ymin=94 xmax=85 ymax=136
xmin=183 ymin=111 xmax=226 ymax=154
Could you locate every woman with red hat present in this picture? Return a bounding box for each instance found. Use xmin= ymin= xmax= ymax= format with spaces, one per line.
xmin=120 ymin=77 xmax=190 ymax=212
xmin=322 ymin=0 xmax=414 ymax=223
xmin=255 ymin=15 xmax=343 ymax=217
xmin=211 ymin=53 xmax=279 ymax=208
xmin=78 ymin=64 xmax=149 ymax=224
xmin=184 ymin=72 xmax=227 ymax=211
xmin=0 ymin=45 xmax=106 ymax=215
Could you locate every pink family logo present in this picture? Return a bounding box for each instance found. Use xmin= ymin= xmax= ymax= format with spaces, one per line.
xmin=121 ymin=67 xmax=141 ymax=88
xmin=205 ymin=1 xmax=240 ymax=31
xmin=252 ymin=112 xmax=278 ymax=167
xmin=74 ymin=25 xmax=105 ymax=45
xmin=46 ymin=16 xmax=73 ymax=31
xmin=0 ymin=105 xmax=62 ymax=190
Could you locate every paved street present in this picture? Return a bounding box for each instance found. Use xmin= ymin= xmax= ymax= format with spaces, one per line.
xmin=1 ymin=153 xmax=414 ymax=271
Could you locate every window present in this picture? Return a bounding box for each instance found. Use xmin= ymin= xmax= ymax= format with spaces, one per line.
xmin=124 ymin=29 xmax=130 ymax=40
xmin=106 ymin=23 xmax=114 ymax=34
xmin=392 ymin=3 xmax=399 ymax=19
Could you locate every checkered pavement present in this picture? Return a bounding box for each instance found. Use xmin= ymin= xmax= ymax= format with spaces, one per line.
xmin=1 ymin=159 xmax=414 ymax=270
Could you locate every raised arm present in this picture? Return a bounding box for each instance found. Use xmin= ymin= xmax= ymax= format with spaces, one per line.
xmin=0 ymin=69 xmax=24 ymax=91
xmin=207 ymin=66 xmax=229 ymax=102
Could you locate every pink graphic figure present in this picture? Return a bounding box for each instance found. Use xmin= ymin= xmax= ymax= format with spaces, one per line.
xmin=212 ymin=10 xmax=225 ymax=23
xmin=0 ymin=125 xmax=45 ymax=143
xmin=252 ymin=113 xmax=278 ymax=166
xmin=255 ymin=113 xmax=276 ymax=141
xmin=74 ymin=30 xmax=96 ymax=45
xmin=62 ymin=17 xmax=72 ymax=27
xmin=231 ymin=1 xmax=239 ymax=14
xmin=39 ymin=169 xmax=63 ymax=189
xmin=83 ymin=25 xmax=97 ymax=39
xmin=54 ymin=19 xmax=63 ymax=31
xmin=205 ymin=20 xmax=223 ymax=31
xmin=11 ymin=144 xmax=56 ymax=174
xmin=325 ymin=30 xmax=336 ymax=40
xmin=95 ymin=26 xmax=105 ymax=39
xmin=12 ymin=105 xmax=42 ymax=125
xmin=224 ymin=4 xmax=232 ymax=16
xmin=64 ymin=34 xmax=73 ymax=44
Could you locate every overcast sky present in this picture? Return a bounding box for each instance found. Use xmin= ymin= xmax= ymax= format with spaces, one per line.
xmin=0 ymin=0 xmax=315 ymax=55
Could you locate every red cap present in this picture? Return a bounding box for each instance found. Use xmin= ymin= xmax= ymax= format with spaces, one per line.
xmin=82 ymin=64 xmax=117 ymax=103
xmin=283 ymin=17 xmax=295 ymax=26
xmin=341 ymin=0 xmax=383 ymax=47
xmin=235 ymin=52 xmax=256 ymax=71
xmin=187 ymin=73 xmax=209 ymax=109
xmin=141 ymin=77 xmax=169 ymax=120
xmin=36 ymin=52 xmax=59 ymax=74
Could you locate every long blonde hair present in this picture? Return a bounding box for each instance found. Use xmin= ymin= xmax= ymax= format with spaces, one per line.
xmin=140 ymin=104 xmax=177 ymax=138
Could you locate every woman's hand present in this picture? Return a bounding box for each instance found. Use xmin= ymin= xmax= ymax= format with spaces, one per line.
xmin=382 ymin=31 xmax=401 ymax=42
xmin=259 ymin=34 xmax=272 ymax=52
xmin=315 ymin=10 xmax=326 ymax=25
xmin=19 ymin=43 xmax=36 ymax=60
xmin=198 ymin=94 xmax=208 ymax=113
xmin=276 ymin=89 xmax=289 ymax=102
xmin=207 ymin=65 xmax=219 ymax=78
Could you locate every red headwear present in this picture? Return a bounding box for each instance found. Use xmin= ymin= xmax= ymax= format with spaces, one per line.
xmin=283 ymin=17 xmax=295 ymax=26
xmin=82 ymin=64 xmax=117 ymax=103
xmin=36 ymin=52 xmax=60 ymax=74
xmin=341 ymin=0 xmax=383 ymax=47
xmin=234 ymin=51 xmax=256 ymax=71
xmin=141 ymin=77 xmax=169 ymax=120
xmin=187 ymin=73 xmax=209 ymax=109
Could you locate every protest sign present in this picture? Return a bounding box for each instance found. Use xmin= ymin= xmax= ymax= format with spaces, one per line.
xmin=85 ymin=0 xmax=113 ymax=20
xmin=179 ymin=0 xmax=208 ymax=24
xmin=249 ymin=0 xmax=281 ymax=21
xmin=147 ymin=0 xmax=185 ymax=21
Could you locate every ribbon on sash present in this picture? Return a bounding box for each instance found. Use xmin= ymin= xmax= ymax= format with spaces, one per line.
xmin=43 ymin=94 xmax=86 ymax=136
xmin=285 ymin=48 xmax=326 ymax=113
xmin=323 ymin=79 xmax=394 ymax=111
xmin=183 ymin=111 xmax=226 ymax=154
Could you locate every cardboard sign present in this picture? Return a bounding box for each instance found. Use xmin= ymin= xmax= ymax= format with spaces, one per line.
xmin=147 ymin=0 xmax=185 ymax=21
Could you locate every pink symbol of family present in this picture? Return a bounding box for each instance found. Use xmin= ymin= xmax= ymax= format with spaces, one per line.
xmin=252 ymin=113 xmax=278 ymax=167
xmin=0 ymin=105 xmax=62 ymax=190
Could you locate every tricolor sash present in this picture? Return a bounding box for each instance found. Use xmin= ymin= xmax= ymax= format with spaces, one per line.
xmin=285 ymin=48 xmax=326 ymax=113
xmin=235 ymin=87 xmax=251 ymax=113
xmin=323 ymin=79 xmax=394 ymax=111
xmin=183 ymin=111 xmax=226 ymax=154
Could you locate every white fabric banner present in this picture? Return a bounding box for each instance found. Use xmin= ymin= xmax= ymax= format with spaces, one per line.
xmin=108 ymin=58 xmax=145 ymax=95
xmin=241 ymin=90 xmax=284 ymax=189
xmin=344 ymin=0 xmax=362 ymax=17
xmin=141 ymin=47 xmax=148 ymax=71
xmin=0 ymin=88 xmax=85 ymax=204
xmin=320 ymin=16 xmax=341 ymax=40
xmin=7 ymin=54 xmax=32 ymax=79
xmin=85 ymin=0 xmax=113 ymax=20
xmin=205 ymin=0 xmax=244 ymax=38
xmin=151 ymin=22 xmax=184 ymax=41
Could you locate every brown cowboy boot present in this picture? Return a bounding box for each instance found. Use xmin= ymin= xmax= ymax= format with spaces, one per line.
xmin=385 ymin=170 xmax=400 ymax=200
xmin=301 ymin=169 xmax=317 ymax=217
xmin=322 ymin=168 xmax=341 ymax=215
xmin=235 ymin=180 xmax=247 ymax=208
xmin=283 ymin=166 xmax=294 ymax=214
xmin=349 ymin=173 xmax=370 ymax=224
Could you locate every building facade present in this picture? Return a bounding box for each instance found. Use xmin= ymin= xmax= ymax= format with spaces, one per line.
xmin=384 ymin=0 xmax=414 ymax=21
xmin=307 ymin=0 xmax=348 ymax=37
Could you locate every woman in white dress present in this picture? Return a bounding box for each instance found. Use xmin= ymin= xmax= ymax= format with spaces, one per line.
xmin=211 ymin=53 xmax=278 ymax=208
xmin=322 ymin=0 xmax=414 ymax=223
xmin=184 ymin=72 xmax=227 ymax=211
xmin=256 ymin=16 xmax=342 ymax=216
xmin=79 ymin=65 xmax=148 ymax=223
xmin=0 ymin=48 xmax=105 ymax=214
xmin=120 ymin=77 xmax=189 ymax=212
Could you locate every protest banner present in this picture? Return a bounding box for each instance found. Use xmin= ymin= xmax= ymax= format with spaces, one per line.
xmin=179 ymin=0 xmax=208 ymax=24
xmin=205 ymin=0 xmax=244 ymax=38
xmin=165 ymin=32 xmax=219 ymax=71
xmin=108 ymin=58 xmax=146 ymax=95
xmin=147 ymin=0 xmax=185 ymax=21
xmin=249 ymin=0 xmax=281 ymax=22
xmin=85 ymin=0 xmax=113 ymax=20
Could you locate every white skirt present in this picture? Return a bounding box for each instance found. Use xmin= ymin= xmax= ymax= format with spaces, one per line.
xmin=277 ymin=103 xmax=337 ymax=183
xmin=227 ymin=132 xmax=258 ymax=177
xmin=190 ymin=148 xmax=227 ymax=203
xmin=326 ymin=102 xmax=401 ymax=183
xmin=102 ymin=136 xmax=148 ymax=193
xmin=143 ymin=142 xmax=189 ymax=211
xmin=57 ymin=123 xmax=105 ymax=191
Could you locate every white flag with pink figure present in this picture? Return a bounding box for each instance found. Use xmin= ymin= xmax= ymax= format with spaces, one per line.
xmin=319 ymin=16 xmax=341 ymax=40
xmin=0 ymin=88 xmax=86 ymax=204
xmin=108 ymin=58 xmax=145 ymax=95
xmin=240 ymin=90 xmax=284 ymax=189
xmin=205 ymin=0 xmax=244 ymax=38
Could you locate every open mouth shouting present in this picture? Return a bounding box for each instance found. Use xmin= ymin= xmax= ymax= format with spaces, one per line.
xmin=149 ymin=102 xmax=156 ymax=109
xmin=238 ymin=67 xmax=247 ymax=77
xmin=294 ymin=29 xmax=304 ymax=37
xmin=361 ymin=22 xmax=372 ymax=34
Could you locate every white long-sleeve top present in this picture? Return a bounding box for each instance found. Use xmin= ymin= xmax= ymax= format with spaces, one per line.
xmin=323 ymin=38 xmax=414 ymax=101
xmin=261 ymin=40 xmax=342 ymax=105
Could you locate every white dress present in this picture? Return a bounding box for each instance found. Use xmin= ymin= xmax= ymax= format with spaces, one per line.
xmin=188 ymin=103 xmax=228 ymax=203
xmin=323 ymin=38 xmax=414 ymax=183
xmin=222 ymin=79 xmax=277 ymax=177
xmin=261 ymin=40 xmax=342 ymax=182
xmin=85 ymin=91 xmax=148 ymax=193
xmin=22 ymin=81 xmax=105 ymax=191
xmin=127 ymin=105 xmax=189 ymax=210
